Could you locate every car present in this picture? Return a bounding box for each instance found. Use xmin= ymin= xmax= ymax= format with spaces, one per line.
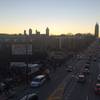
xmin=77 ymin=74 xmax=85 ymax=83
xmin=95 ymin=83 xmax=100 ymax=94
xmin=66 ymin=66 xmax=73 ymax=72
xmin=0 ymin=82 xmax=6 ymax=93
xmin=97 ymin=74 xmax=100 ymax=82
xmin=20 ymin=93 xmax=38 ymax=100
xmin=83 ymin=68 xmax=90 ymax=75
xmin=84 ymin=63 xmax=90 ymax=69
xmin=93 ymin=58 xmax=97 ymax=61
xmin=31 ymin=75 xmax=47 ymax=87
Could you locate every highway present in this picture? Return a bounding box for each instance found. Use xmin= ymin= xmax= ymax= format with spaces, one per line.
xmin=11 ymin=51 xmax=80 ymax=100
xmin=8 ymin=39 xmax=100 ymax=100
xmin=63 ymin=39 xmax=100 ymax=100
xmin=10 ymin=56 xmax=77 ymax=100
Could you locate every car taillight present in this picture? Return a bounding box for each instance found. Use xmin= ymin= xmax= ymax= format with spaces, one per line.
xmin=95 ymin=87 xmax=100 ymax=91
xmin=97 ymin=88 xmax=100 ymax=90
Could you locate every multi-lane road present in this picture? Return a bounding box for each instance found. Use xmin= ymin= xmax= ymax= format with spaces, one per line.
xmin=9 ymin=39 xmax=100 ymax=100
xmin=63 ymin=39 xmax=100 ymax=100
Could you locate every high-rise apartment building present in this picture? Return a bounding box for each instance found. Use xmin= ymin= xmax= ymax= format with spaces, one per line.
xmin=95 ymin=23 xmax=99 ymax=37
xmin=46 ymin=27 xmax=49 ymax=36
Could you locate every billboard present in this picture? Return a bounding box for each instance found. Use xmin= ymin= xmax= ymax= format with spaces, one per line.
xmin=12 ymin=44 xmax=32 ymax=55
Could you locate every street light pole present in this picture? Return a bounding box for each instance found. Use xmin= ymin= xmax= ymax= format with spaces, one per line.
xmin=25 ymin=35 xmax=29 ymax=98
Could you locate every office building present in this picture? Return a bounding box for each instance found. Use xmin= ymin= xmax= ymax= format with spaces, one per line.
xmin=95 ymin=23 xmax=99 ymax=37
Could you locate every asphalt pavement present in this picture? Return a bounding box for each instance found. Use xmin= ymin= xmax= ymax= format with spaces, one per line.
xmin=63 ymin=39 xmax=100 ymax=100
xmin=2 ymin=39 xmax=100 ymax=100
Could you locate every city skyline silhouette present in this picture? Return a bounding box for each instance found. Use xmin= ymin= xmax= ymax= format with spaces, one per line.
xmin=0 ymin=0 xmax=100 ymax=35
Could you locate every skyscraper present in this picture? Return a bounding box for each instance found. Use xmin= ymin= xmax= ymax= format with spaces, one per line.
xmin=24 ymin=30 xmax=27 ymax=35
xmin=29 ymin=28 xmax=32 ymax=35
xmin=46 ymin=27 xmax=49 ymax=36
xmin=95 ymin=23 xmax=99 ymax=37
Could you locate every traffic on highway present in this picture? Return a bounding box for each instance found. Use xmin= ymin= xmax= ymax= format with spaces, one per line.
xmin=0 ymin=38 xmax=100 ymax=100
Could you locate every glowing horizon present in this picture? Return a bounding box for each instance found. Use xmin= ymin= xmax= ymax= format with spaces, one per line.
xmin=0 ymin=23 xmax=95 ymax=35
xmin=0 ymin=0 xmax=99 ymax=35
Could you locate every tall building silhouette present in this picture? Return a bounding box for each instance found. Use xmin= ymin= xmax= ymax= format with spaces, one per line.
xmin=35 ymin=29 xmax=40 ymax=35
xmin=29 ymin=28 xmax=32 ymax=35
xmin=24 ymin=30 xmax=27 ymax=35
xmin=46 ymin=27 xmax=49 ymax=36
xmin=95 ymin=23 xmax=99 ymax=37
